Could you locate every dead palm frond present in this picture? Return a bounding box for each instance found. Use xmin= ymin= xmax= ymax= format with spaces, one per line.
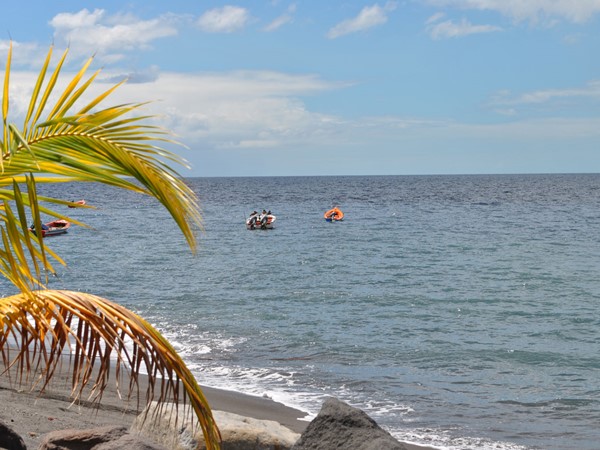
xmin=0 ymin=43 xmax=220 ymax=449
xmin=0 ymin=289 xmax=220 ymax=447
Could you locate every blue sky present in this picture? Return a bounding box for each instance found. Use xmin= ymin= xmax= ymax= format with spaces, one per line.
xmin=1 ymin=1 xmax=599 ymax=176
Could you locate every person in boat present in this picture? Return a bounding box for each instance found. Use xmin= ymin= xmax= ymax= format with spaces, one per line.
xmin=260 ymin=209 xmax=269 ymax=227
xmin=30 ymin=223 xmax=49 ymax=231
xmin=248 ymin=211 xmax=259 ymax=229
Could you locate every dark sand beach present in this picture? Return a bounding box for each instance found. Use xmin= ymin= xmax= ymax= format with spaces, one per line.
xmin=0 ymin=381 xmax=309 ymax=449
xmin=0 ymin=374 xmax=433 ymax=450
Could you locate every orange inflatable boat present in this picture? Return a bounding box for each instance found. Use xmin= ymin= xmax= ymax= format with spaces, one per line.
xmin=324 ymin=207 xmax=344 ymax=222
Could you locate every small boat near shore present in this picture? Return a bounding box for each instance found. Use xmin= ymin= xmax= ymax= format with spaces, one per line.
xmin=324 ymin=207 xmax=344 ymax=222
xmin=246 ymin=210 xmax=276 ymax=230
xmin=29 ymin=219 xmax=71 ymax=237
xmin=68 ymin=199 xmax=86 ymax=208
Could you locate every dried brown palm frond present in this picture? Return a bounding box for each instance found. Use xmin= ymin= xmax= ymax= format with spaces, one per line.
xmin=0 ymin=289 xmax=220 ymax=448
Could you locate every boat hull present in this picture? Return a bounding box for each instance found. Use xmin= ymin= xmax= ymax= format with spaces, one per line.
xmin=246 ymin=214 xmax=276 ymax=230
xmin=29 ymin=219 xmax=71 ymax=237
xmin=324 ymin=207 xmax=344 ymax=221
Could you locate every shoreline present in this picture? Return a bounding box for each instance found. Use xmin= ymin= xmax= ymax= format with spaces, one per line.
xmin=0 ymin=378 xmax=435 ymax=450
xmin=0 ymin=381 xmax=309 ymax=449
xmin=0 ymin=349 xmax=434 ymax=449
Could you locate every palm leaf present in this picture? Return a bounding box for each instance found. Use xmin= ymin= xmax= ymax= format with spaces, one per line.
xmin=0 ymin=44 xmax=219 ymax=448
xmin=22 ymin=43 xmax=52 ymax=140
xmin=0 ymin=290 xmax=220 ymax=449
xmin=1 ymin=41 xmax=12 ymax=171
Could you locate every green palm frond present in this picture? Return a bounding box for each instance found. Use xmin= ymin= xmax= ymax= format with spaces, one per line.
xmin=0 ymin=43 xmax=202 ymax=289
xmin=0 ymin=43 xmax=220 ymax=449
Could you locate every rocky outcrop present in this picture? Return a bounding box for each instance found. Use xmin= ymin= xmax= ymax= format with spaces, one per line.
xmin=291 ymin=397 xmax=410 ymax=450
xmin=0 ymin=419 xmax=27 ymax=450
xmin=14 ymin=396 xmax=412 ymax=450
xmin=38 ymin=425 xmax=168 ymax=450
xmin=130 ymin=402 xmax=300 ymax=450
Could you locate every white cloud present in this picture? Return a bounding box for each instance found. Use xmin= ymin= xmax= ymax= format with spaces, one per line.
xmin=5 ymin=63 xmax=599 ymax=175
xmin=426 ymin=12 xmax=446 ymax=25
xmin=197 ymin=6 xmax=250 ymax=33
xmin=327 ymin=2 xmax=397 ymax=39
xmin=491 ymin=80 xmax=600 ymax=106
xmin=0 ymin=41 xmax=46 ymax=68
xmin=263 ymin=4 xmax=296 ymax=32
xmin=263 ymin=15 xmax=292 ymax=32
xmin=426 ymin=0 xmax=600 ymax=24
xmin=49 ymin=9 xmax=178 ymax=63
xmin=3 ymin=66 xmax=599 ymax=179
xmin=446 ymin=117 xmax=600 ymax=140
xmin=427 ymin=17 xmax=502 ymax=39
xmin=1 ymin=67 xmax=349 ymax=153
xmin=104 ymin=71 xmax=600 ymax=155
xmin=50 ymin=8 xmax=106 ymax=28
xmin=90 ymin=70 xmax=350 ymax=151
xmin=562 ymin=33 xmax=582 ymax=45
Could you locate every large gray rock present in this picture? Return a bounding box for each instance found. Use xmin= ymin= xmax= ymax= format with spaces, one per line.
xmin=38 ymin=425 xmax=167 ymax=450
xmin=94 ymin=433 xmax=169 ymax=450
xmin=291 ymin=397 xmax=409 ymax=450
xmin=0 ymin=419 xmax=27 ymax=450
xmin=131 ymin=402 xmax=300 ymax=450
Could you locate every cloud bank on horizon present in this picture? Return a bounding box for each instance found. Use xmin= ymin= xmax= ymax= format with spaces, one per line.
xmin=0 ymin=0 xmax=599 ymax=176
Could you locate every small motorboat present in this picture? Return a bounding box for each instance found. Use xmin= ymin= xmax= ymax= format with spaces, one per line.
xmin=29 ymin=219 xmax=71 ymax=237
xmin=68 ymin=199 xmax=86 ymax=208
xmin=324 ymin=207 xmax=344 ymax=222
xmin=246 ymin=211 xmax=276 ymax=230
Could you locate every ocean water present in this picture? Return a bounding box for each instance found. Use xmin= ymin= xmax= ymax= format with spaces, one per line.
xmin=16 ymin=174 xmax=600 ymax=449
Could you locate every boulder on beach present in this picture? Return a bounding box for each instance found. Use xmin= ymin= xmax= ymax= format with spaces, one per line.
xmin=291 ymin=397 xmax=410 ymax=450
xmin=0 ymin=419 xmax=27 ymax=450
xmin=130 ymin=401 xmax=301 ymax=450
xmin=38 ymin=425 xmax=168 ymax=450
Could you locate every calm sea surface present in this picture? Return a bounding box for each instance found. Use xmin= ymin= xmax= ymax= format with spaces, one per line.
xmin=16 ymin=174 xmax=600 ymax=450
